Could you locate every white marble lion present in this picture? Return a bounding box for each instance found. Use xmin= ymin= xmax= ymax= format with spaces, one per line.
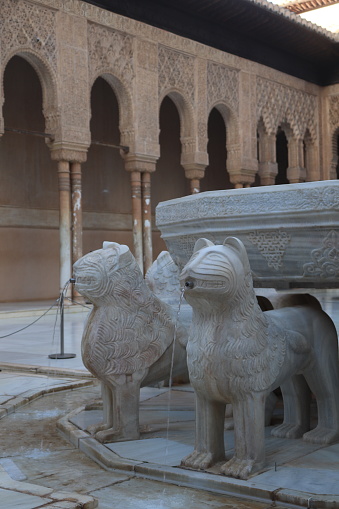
xmin=180 ymin=237 xmax=339 ymax=480
xmin=73 ymin=242 xmax=190 ymax=443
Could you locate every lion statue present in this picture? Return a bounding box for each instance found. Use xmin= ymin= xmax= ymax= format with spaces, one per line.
xmin=180 ymin=237 xmax=339 ymax=480
xmin=73 ymin=242 xmax=190 ymax=443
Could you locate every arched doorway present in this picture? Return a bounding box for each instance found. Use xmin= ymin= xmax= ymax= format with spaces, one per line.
xmin=335 ymin=130 xmax=339 ymax=179
xmin=275 ymin=127 xmax=289 ymax=185
xmin=201 ymin=107 xmax=231 ymax=192
xmin=0 ymin=55 xmax=58 ymax=302
xmin=82 ymin=77 xmax=132 ymax=254
xmin=153 ymin=96 xmax=187 ymax=256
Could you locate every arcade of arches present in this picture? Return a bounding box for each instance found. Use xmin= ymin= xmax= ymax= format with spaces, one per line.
xmin=1 ymin=0 xmax=339 ymax=302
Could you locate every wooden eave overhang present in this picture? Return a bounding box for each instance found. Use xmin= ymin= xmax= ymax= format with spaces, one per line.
xmin=284 ymin=0 xmax=339 ymax=14
xmin=83 ymin=0 xmax=339 ymax=86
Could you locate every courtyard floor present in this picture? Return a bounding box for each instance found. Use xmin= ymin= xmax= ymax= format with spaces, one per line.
xmin=0 ymin=291 xmax=339 ymax=508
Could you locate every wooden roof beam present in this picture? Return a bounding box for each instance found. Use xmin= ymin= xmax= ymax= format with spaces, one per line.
xmin=284 ymin=0 xmax=339 ymax=14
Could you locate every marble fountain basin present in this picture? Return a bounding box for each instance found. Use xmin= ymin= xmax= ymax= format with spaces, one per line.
xmin=156 ymin=180 xmax=339 ymax=289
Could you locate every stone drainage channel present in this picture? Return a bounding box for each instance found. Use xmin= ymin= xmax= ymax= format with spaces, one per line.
xmin=57 ymin=385 xmax=339 ymax=509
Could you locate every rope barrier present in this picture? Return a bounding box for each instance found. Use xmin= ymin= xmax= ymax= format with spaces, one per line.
xmin=0 ymin=280 xmax=91 ymax=340
xmin=0 ymin=300 xmax=59 ymax=339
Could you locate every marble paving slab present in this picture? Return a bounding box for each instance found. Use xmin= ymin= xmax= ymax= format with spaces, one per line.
xmin=287 ymin=442 xmax=339 ymax=470
xmin=106 ymin=438 xmax=193 ymax=466
xmin=0 ymin=487 xmax=46 ymax=509
xmin=140 ymin=387 xmax=170 ymax=402
xmin=70 ymin=409 xmax=102 ymax=431
xmin=253 ymin=466 xmax=339 ymax=495
xmin=0 ymin=375 xmax=72 ymax=396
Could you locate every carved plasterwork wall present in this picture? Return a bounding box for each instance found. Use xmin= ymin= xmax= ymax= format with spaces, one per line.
xmin=206 ymin=62 xmax=241 ymax=178
xmin=88 ymin=22 xmax=135 ymax=145
xmin=329 ymin=95 xmax=339 ymax=130
xmin=0 ymin=0 xmax=58 ymax=135
xmin=158 ymin=46 xmax=195 ymax=104
xmin=158 ymin=45 xmax=197 ymax=152
xmin=207 ymin=62 xmax=239 ymax=113
xmin=0 ymin=0 xmax=57 ymax=71
xmin=329 ymin=95 xmax=339 ymax=178
xmin=256 ymin=77 xmax=317 ymax=141
xmin=88 ymin=23 xmax=134 ymax=85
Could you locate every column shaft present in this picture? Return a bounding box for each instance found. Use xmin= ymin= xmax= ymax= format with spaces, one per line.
xmin=58 ymin=160 xmax=72 ymax=297
xmin=189 ymin=178 xmax=200 ymax=194
xmin=71 ymin=162 xmax=83 ymax=265
xmin=142 ymin=172 xmax=153 ymax=274
xmin=130 ymin=171 xmax=143 ymax=273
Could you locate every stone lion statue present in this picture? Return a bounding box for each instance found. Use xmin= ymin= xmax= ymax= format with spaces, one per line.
xmin=73 ymin=242 xmax=190 ymax=443
xmin=180 ymin=237 xmax=339 ymax=480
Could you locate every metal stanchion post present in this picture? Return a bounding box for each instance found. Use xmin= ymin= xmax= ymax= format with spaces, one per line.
xmin=49 ymin=282 xmax=76 ymax=360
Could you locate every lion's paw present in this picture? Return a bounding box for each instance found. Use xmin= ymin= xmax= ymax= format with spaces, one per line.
xmin=271 ymin=423 xmax=307 ymax=439
xmin=221 ymin=457 xmax=262 ymax=480
xmin=303 ymin=427 xmax=339 ymax=445
xmin=181 ymin=451 xmax=217 ymax=470
xmin=95 ymin=428 xmax=140 ymax=443
xmin=88 ymin=422 xmax=110 ymax=435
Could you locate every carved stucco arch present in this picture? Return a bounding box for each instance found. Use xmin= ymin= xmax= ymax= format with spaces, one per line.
xmin=330 ymin=125 xmax=339 ymax=179
xmin=208 ymin=101 xmax=240 ymax=173
xmin=159 ymin=88 xmax=196 ymax=147
xmin=90 ymin=70 xmax=135 ymax=150
xmin=1 ymin=48 xmax=59 ymax=136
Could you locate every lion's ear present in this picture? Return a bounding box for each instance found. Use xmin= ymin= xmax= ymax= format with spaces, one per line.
xmin=193 ymin=238 xmax=214 ymax=253
xmin=103 ymin=241 xmax=120 ymax=250
xmin=223 ymin=237 xmax=250 ymax=266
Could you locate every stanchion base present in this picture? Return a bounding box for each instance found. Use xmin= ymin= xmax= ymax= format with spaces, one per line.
xmin=48 ymin=353 xmax=76 ymax=359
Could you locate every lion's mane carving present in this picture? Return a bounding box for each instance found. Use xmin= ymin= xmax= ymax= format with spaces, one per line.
xmin=180 ymin=237 xmax=339 ymax=480
xmin=73 ymin=242 xmax=189 ymax=443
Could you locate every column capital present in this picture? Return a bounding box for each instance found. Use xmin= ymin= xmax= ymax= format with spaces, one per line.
xmin=123 ymin=154 xmax=158 ymax=173
xmin=50 ymin=142 xmax=88 ymax=163
xmin=287 ymin=166 xmax=307 ymax=183
xmin=258 ymin=162 xmax=278 ymax=186
xmin=182 ymin=163 xmax=206 ymax=181
xmin=228 ymin=168 xmax=257 ymax=188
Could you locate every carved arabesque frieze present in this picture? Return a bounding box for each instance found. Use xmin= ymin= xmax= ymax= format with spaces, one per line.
xmin=44 ymin=106 xmax=61 ymax=137
xmin=88 ymin=22 xmax=135 ymax=140
xmin=303 ymin=230 xmax=339 ymax=278
xmin=88 ymin=23 xmax=134 ymax=85
xmin=256 ymin=77 xmax=317 ymax=141
xmin=329 ymin=95 xmax=339 ymax=129
xmin=0 ymin=0 xmax=57 ymax=71
xmin=156 ymin=184 xmax=339 ymax=226
xmin=248 ymin=229 xmax=291 ymax=271
xmin=207 ymin=61 xmax=239 ymax=113
xmin=158 ymin=46 xmax=195 ymax=104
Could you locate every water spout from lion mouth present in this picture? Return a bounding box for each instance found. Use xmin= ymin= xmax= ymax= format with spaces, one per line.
xmin=184 ymin=279 xmax=195 ymax=289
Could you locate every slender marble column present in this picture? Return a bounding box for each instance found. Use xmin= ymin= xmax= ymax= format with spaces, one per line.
xmin=142 ymin=171 xmax=153 ymax=274
xmin=183 ymin=165 xmax=205 ymax=195
xmin=189 ymin=178 xmax=200 ymax=194
xmin=70 ymin=162 xmax=83 ymax=300
xmin=258 ymin=133 xmax=278 ymax=185
xmin=287 ymin=137 xmax=306 ymax=183
xmin=57 ymin=160 xmax=72 ymax=297
xmin=130 ymin=170 xmax=143 ymax=273
xmin=70 ymin=162 xmax=83 ymax=265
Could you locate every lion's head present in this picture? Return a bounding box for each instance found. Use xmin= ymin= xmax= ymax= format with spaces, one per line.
xmin=73 ymin=242 xmax=139 ymax=305
xmin=180 ymin=237 xmax=253 ymax=308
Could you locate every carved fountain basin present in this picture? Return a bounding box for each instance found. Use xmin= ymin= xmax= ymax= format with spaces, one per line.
xmin=156 ymin=181 xmax=339 ymax=289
